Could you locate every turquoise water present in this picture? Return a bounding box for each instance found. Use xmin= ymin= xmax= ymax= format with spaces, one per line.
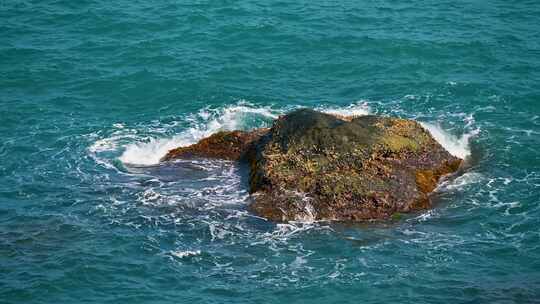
xmin=2 ymin=1 xmax=540 ymax=303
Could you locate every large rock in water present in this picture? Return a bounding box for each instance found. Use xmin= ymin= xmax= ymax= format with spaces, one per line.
xmin=162 ymin=109 xmax=463 ymax=222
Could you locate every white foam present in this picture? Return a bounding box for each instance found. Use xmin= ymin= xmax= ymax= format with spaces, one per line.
xmin=118 ymin=103 xmax=279 ymax=166
xmin=437 ymin=172 xmax=484 ymax=192
xmin=288 ymin=191 xmax=317 ymax=223
xmin=91 ymin=100 xmax=477 ymax=167
xmin=170 ymin=250 xmax=201 ymax=259
xmin=318 ymin=101 xmax=370 ymax=117
xmin=89 ymin=136 xmax=119 ymax=153
xmin=420 ymin=122 xmax=478 ymax=159
xmin=119 ymin=135 xmax=195 ymax=166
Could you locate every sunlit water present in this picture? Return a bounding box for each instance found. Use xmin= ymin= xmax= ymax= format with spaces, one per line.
xmin=1 ymin=1 xmax=540 ymax=303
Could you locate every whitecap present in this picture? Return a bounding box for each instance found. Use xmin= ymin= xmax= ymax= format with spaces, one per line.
xmin=118 ymin=103 xmax=280 ymax=166
xmin=170 ymin=250 xmax=201 ymax=259
xmin=119 ymin=135 xmax=195 ymax=166
xmin=419 ymin=122 xmax=478 ymax=159
xmin=318 ymin=101 xmax=370 ymax=117
xmin=437 ymin=172 xmax=484 ymax=191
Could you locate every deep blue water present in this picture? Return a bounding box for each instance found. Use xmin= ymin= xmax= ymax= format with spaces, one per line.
xmin=2 ymin=1 xmax=540 ymax=303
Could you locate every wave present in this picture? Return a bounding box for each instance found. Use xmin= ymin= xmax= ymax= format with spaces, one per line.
xmin=420 ymin=122 xmax=478 ymax=159
xmin=118 ymin=103 xmax=279 ymax=166
xmin=436 ymin=172 xmax=485 ymax=192
xmin=89 ymin=101 xmax=477 ymax=167
xmin=119 ymin=136 xmax=196 ymax=166
xmin=316 ymin=101 xmax=370 ymax=117
xmin=169 ymin=250 xmax=201 ymax=259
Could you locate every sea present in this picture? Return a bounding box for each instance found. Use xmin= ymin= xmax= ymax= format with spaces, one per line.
xmin=1 ymin=1 xmax=540 ymax=303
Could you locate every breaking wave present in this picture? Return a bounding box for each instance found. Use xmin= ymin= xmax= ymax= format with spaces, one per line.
xmin=316 ymin=101 xmax=371 ymax=117
xmin=89 ymin=101 xmax=477 ymax=168
xmin=117 ymin=104 xmax=279 ymax=166
xmin=420 ymin=122 xmax=479 ymax=159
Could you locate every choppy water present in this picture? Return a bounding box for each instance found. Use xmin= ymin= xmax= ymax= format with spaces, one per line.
xmin=2 ymin=1 xmax=540 ymax=303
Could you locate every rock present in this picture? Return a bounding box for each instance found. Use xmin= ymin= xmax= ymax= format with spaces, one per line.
xmin=245 ymin=109 xmax=463 ymax=221
xmin=161 ymin=129 xmax=267 ymax=161
xmin=163 ymin=108 xmax=463 ymax=222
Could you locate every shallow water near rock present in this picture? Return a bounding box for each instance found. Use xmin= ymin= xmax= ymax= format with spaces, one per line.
xmin=2 ymin=1 xmax=540 ymax=303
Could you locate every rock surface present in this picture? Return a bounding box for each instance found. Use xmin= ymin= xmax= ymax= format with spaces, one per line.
xmin=163 ymin=109 xmax=463 ymax=222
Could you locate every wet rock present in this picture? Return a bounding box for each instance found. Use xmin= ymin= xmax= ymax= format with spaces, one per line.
xmin=164 ymin=109 xmax=463 ymax=222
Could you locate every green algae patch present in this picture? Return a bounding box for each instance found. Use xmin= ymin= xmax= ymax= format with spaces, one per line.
xmin=391 ymin=212 xmax=404 ymax=221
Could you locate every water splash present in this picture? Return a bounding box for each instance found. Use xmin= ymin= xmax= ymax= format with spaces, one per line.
xmin=317 ymin=101 xmax=371 ymax=117
xmin=420 ymin=122 xmax=478 ymax=159
xmin=118 ymin=103 xmax=279 ymax=166
xmin=170 ymin=250 xmax=201 ymax=259
xmin=89 ymin=100 xmax=477 ymax=168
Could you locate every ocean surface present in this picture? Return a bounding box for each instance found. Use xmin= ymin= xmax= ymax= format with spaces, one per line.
xmin=2 ymin=1 xmax=540 ymax=303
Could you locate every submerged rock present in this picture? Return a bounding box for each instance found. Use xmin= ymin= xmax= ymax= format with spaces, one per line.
xmin=163 ymin=109 xmax=463 ymax=222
